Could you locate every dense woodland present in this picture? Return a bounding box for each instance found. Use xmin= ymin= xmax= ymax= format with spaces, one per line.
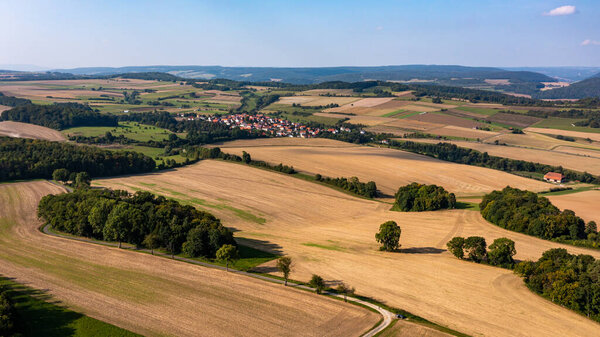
xmin=0 ymin=137 xmax=155 ymax=181
xmin=1 ymin=103 xmax=118 ymax=130
xmin=389 ymin=140 xmax=600 ymax=184
xmin=515 ymin=249 xmax=600 ymax=322
xmin=0 ymin=92 xmax=31 ymax=107
xmin=0 ymin=287 xmax=16 ymax=336
xmin=38 ymin=189 xmax=236 ymax=257
xmin=393 ymin=183 xmax=456 ymax=211
xmin=480 ymin=187 xmax=599 ymax=247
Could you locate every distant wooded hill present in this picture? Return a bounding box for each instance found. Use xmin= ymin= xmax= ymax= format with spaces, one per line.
xmin=535 ymin=77 xmax=600 ymax=99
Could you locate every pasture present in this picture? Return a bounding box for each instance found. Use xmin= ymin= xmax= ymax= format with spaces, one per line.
xmin=212 ymin=138 xmax=550 ymax=197
xmin=95 ymin=159 xmax=600 ymax=337
xmin=62 ymin=121 xmax=178 ymax=142
xmin=0 ymin=181 xmax=377 ymax=337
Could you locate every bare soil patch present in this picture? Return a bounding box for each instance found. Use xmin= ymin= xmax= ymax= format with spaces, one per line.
xmin=485 ymin=112 xmax=542 ymax=128
xmin=0 ymin=181 xmax=377 ymax=337
xmin=95 ymin=160 xmax=600 ymax=337
xmin=0 ymin=121 xmax=66 ymax=141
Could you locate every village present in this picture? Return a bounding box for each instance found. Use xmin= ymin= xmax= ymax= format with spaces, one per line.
xmin=189 ymin=113 xmax=352 ymax=138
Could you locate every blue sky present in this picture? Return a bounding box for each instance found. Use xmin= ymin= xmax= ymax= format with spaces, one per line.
xmin=1 ymin=0 xmax=598 ymax=68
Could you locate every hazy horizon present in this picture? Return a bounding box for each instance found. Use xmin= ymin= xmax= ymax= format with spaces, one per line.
xmin=2 ymin=0 xmax=599 ymax=69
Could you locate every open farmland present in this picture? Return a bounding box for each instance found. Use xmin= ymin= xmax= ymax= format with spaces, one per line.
xmin=547 ymin=190 xmax=600 ymax=224
xmin=277 ymin=95 xmax=359 ymax=106
xmin=63 ymin=121 xmax=179 ymax=142
xmin=212 ymin=138 xmax=550 ymax=197
xmin=526 ymin=127 xmax=600 ymax=142
xmin=95 ymin=160 xmax=600 ymax=337
xmin=0 ymin=121 xmax=66 ymax=141
xmin=0 ymin=181 xmax=377 ymax=337
xmin=404 ymin=138 xmax=600 ymax=175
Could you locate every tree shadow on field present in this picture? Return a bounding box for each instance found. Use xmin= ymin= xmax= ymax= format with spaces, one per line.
xmin=399 ymin=247 xmax=445 ymax=254
xmin=0 ymin=276 xmax=80 ymax=337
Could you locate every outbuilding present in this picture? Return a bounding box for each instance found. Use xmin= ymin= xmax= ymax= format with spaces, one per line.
xmin=544 ymin=172 xmax=565 ymax=183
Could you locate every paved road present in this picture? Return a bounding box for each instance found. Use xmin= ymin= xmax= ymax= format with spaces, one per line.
xmin=41 ymin=223 xmax=394 ymax=336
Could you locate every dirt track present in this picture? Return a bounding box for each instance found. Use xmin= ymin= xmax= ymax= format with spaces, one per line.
xmin=0 ymin=181 xmax=377 ymax=337
xmin=96 ymin=160 xmax=600 ymax=337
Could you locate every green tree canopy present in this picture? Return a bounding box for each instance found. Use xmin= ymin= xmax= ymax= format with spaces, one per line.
xmin=375 ymin=221 xmax=401 ymax=251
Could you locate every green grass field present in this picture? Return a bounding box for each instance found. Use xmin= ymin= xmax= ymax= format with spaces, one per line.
xmin=0 ymin=277 xmax=141 ymax=337
xmin=63 ymin=122 xmax=177 ymax=142
xmin=532 ymin=117 xmax=600 ymax=134
xmin=455 ymin=106 xmax=500 ymax=116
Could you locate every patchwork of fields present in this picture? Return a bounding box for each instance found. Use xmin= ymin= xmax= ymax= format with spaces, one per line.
xmin=0 ymin=181 xmax=377 ymax=337
xmin=95 ymin=160 xmax=600 ymax=337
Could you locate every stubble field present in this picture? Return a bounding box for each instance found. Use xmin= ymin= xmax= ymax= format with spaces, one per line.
xmin=0 ymin=181 xmax=378 ymax=337
xmin=95 ymin=160 xmax=600 ymax=337
xmin=0 ymin=121 xmax=66 ymax=141
xmin=547 ymin=190 xmax=600 ymax=224
xmin=212 ymin=138 xmax=551 ymax=197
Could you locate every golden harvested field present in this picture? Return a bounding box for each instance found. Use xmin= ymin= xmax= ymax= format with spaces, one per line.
xmin=0 ymin=84 xmax=122 ymax=100
xmin=401 ymin=105 xmax=442 ymax=113
xmin=315 ymin=113 xmax=395 ymax=126
xmin=382 ymin=118 xmax=442 ymax=131
xmin=406 ymin=112 xmax=483 ymax=128
xmin=406 ymin=138 xmax=600 ymax=175
xmin=277 ymin=96 xmax=359 ymax=106
xmin=0 ymin=105 xmax=10 ymax=114
xmin=299 ymin=89 xmax=355 ymax=96
xmin=485 ymin=131 xmax=570 ymax=150
xmin=378 ymin=321 xmax=450 ymax=337
xmin=95 ymin=160 xmax=600 ymax=337
xmin=0 ymin=121 xmax=66 ymax=141
xmin=426 ymin=125 xmax=499 ymax=139
xmin=526 ymin=127 xmax=600 ymax=142
xmin=547 ymin=190 xmax=600 ymax=224
xmin=554 ymin=145 xmax=600 ymax=158
xmin=214 ymin=138 xmax=550 ymax=196
xmin=0 ymin=181 xmax=377 ymax=337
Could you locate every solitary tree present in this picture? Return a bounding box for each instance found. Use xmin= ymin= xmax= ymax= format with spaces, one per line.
xmin=446 ymin=237 xmax=465 ymax=259
xmin=216 ymin=244 xmax=239 ymax=271
xmin=143 ymin=233 xmax=161 ymax=255
xmin=276 ymin=256 xmax=293 ymax=286
xmin=488 ymin=238 xmax=516 ymax=267
xmin=464 ymin=236 xmax=487 ymax=263
xmin=75 ymin=172 xmax=91 ymax=189
xmin=336 ymin=282 xmax=355 ymax=302
xmin=375 ymin=221 xmax=401 ymax=251
xmin=309 ymin=274 xmax=325 ymax=294
xmin=52 ymin=168 xmax=70 ymax=183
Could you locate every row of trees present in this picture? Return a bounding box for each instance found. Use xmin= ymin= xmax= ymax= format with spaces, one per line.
xmin=0 ymin=137 xmax=155 ymax=182
xmin=0 ymin=92 xmax=30 ymax=106
xmin=389 ymin=140 xmax=600 ymax=184
xmin=38 ymin=189 xmax=236 ymax=258
xmin=394 ymin=183 xmax=456 ymax=212
xmin=1 ymin=103 xmax=118 ymax=130
xmin=515 ymin=249 xmax=600 ymax=321
xmin=447 ymin=236 xmax=517 ymax=268
xmin=480 ymin=187 xmax=598 ymax=247
xmin=315 ymin=175 xmax=377 ymax=198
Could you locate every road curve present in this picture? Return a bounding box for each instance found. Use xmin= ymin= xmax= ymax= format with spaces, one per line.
xmin=42 ymin=222 xmax=394 ymax=336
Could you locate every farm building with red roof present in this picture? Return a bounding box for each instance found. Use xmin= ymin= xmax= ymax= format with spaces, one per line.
xmin=544 ymin=172 xmax=565 ymax=183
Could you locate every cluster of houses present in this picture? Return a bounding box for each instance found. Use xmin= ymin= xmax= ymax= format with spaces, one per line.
xmin=191 ymin=113 xmax=352 ymax=138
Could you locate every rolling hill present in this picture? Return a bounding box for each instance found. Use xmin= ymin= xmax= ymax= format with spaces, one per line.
xmin=535 ymin=76 xmax=600 ymax=99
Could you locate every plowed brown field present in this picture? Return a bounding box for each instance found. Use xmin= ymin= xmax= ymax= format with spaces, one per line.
xmin=0 ymin=121 xmax=66 ymax=141
xmin=0 ymin=181 xmax=377 ymax=337
xmin=95 ymin=160 xmax=600 ymax=337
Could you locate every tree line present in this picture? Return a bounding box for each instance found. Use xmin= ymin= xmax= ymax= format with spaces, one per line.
xmin=480 ymin=187 xmax=599 ymax=248
xmin=0 ymin=92 xmax=30 ymax=107
xmin=38 ymin=189 xmax=236 ymax=258
xmin=315 ymin=175 xmax=377 ymax=198
xmin=0 ymin=137 xmax=155 ymax=181
xmin=447 ymin=236 xmax=517 ymax=268
xmin=388 ymin=140 xmax=600 ymax=184
xmin=394 ymin=183 xmax=456 ymax=212
xmin=1 ymin=103 xmax=118 ymax=130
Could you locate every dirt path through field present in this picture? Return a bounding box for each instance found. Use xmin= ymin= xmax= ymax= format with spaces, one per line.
xmin=96 ymin=160 xmax=600 ymax=337
xmin=0 ymin=181 xmax=378 ymax=337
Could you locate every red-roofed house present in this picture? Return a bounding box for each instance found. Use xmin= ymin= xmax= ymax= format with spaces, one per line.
xmin=544 ymin=172 xmax=565 ymax=183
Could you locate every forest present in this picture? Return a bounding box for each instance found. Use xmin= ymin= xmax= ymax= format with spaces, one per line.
xmin=393 ymin=183 xmax=456 ymax=211
xmin=1 ymin=103 xmax=118 ymax=130
xmin=480 ymin=187 xmax=599 ymax=247
xmin=388 ymin=140 xmax=600 ymax=184
xmin=515 ymin=249 xmax=600 ymax=322
xmin=38 ymin=189 xmax=236 ymax=258
xmin=0 ymin=92 xmax=31 ymax=107
xmin=0 ymin=137 xmax=155 ymax=181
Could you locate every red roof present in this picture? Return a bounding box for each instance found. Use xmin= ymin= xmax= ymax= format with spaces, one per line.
xmin=544 ymin=172 xmax=564 ymax=180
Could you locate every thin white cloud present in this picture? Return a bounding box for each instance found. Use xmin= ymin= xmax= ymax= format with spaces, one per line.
xmin=582 ymin=39 xmax=600 ymax=46
xmin=544 ymin=5 xmax=577 ymax=16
